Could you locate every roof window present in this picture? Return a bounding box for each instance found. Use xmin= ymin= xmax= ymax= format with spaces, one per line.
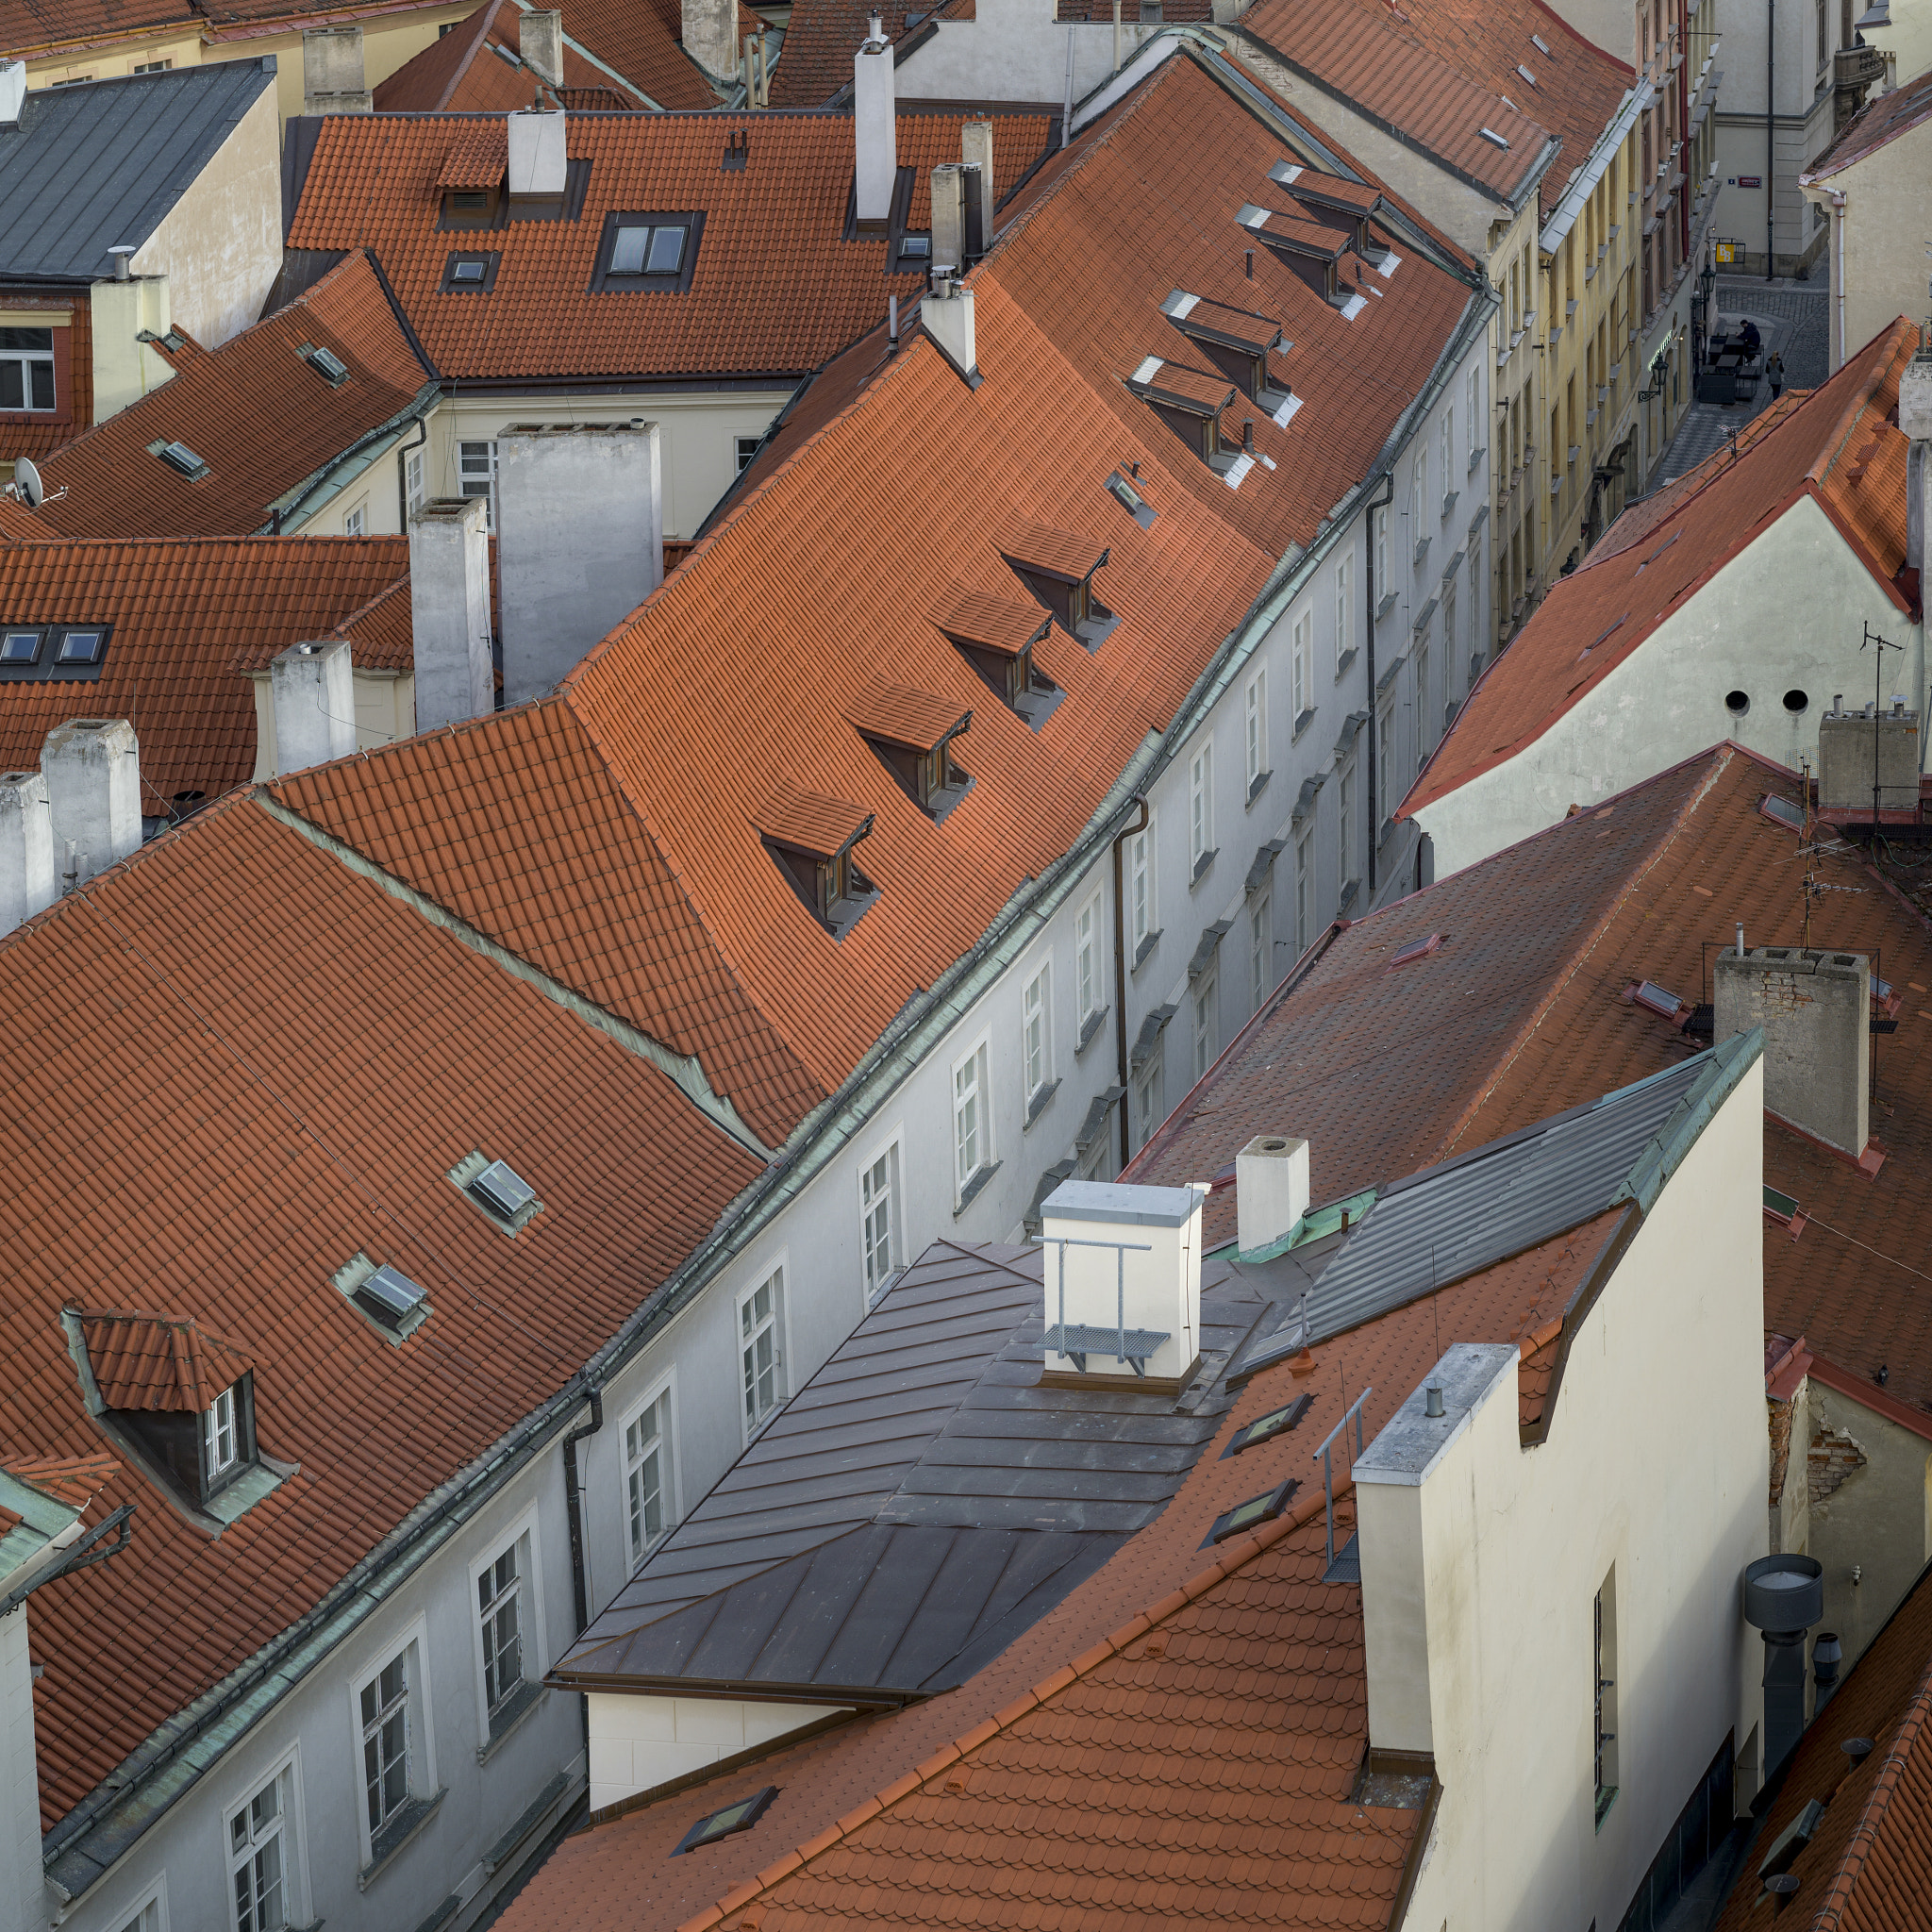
xmin=674 ymin=1788 xmax=778 ymax=1855
xmin=150 ymin=439 xmax=208 ymax=480
xmin=0 ymin=629 xmax=39 ymax=664
xmin=758 ymin=791 xmax=880 ymax=938
xmin=0 ymin=625 xmax=111 ymax=683
xmin=847 ymin=684 xmax=974 ymax=824
xmin=931 ymin=588 xmax=1064 ymax=729
xmin=1106 ymin=470 xmax=1156 ymax=529
xmin=441 ymin=251 xmax=500 ymax=293
xmin=1223 ymin=1392 xmax=1311 ymax=1457
xmin=57 ymin=627 xmax=103 ymax=665
xmin=997 ymin=521 xmax=1119 ymax=650
xmin=594 ymin=211 xmax=704 ymax=292
xmin=450 ymin=1151 xmax=545 ymax=1234
xmin=333 ymin=1252 xmax=432 ymax=1342
xmin=299 ymin=341 xmax=349 ymax=386
xmin=1388 ymin=931 xmax=1448 ymax=968
xmin=1203 ymin=1478 xmax=1299 ymax=1547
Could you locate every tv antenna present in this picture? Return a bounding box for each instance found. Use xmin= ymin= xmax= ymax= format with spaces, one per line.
xmin=1859 ymin=622 xmax=1905 ymax=854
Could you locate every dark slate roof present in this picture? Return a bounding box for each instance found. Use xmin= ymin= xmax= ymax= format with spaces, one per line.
xmin=1227 ymin=1033 xmax=1760 ymax=1383
xmin=550 ymin=1240 xmax=1273 ymax=1703
xmin=0 ymin=61 xmax=277 ymax=282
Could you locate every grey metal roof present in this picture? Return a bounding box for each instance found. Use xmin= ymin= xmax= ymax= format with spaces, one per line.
xmin=1231 ymin=1043 xmax=1746 ymax=1382
xmin=0 ymin=63 xmax=277 ymax=282
xmin=551 ymin=1240 xmax=1273 ymax=1702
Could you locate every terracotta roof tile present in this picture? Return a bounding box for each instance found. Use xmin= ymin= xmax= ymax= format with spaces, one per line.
xmin=758 ymin=786 xmax=873 ymax=854
xmin=0 ymin=536 xmax=410 ymax=805
xmin=932 ymin=585 xmax=1050 ymax=652
xmin=556 ymin=0 xmax=757 ymax=111
xmin=375 ymin=0 xmax=655 ymax=112
xmin=1403 ymin=321 xmax=1924 ymax=822
xmin=0 ymin=0 xmax=191 ymax=61
xmin=844 ymin=682 xmax=970 ymax=749
xmin=0 ymin=1452 xmax=119 ymax=1514
xmin=24 ymin=252 xmax=434 ymax=542
xmin=1807 ymin=67 xmax=1932 ymax=181
xmin=437 ymin=120 xmax=511 ymax=187
xmin=75 ymin=1307 xmax=259 ymax=1412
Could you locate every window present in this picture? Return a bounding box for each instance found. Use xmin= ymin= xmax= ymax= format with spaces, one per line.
xmin=1415 ymin=644 xmax=1431 ymax=769
xmin=1334 ymin=553 xmax=1355 ymax=669
xmin=1372 ymin=508 xmax=1389 ymax=604
xmin=0 ymin=327 xmax=56 ymax=411
xmin=952 ymin=1041 xmax=992 ymax=1196
xmin=1595 ymin=1570 xmax=1620 ymax=1822
xmin=405 ymin=447 xmax=425 ymax=517
xmin=478 ymin=1543 xmax=524 ymax=1718
xmin=741 ymin=1269 xmax=783 ymax=1429
xmin=118 ymin=1900 xmax=161 ymax=1932
xmin=1188 ymin=744 xmax=1213 ymax=873
xmin=1128 ymin=821 xmax=1155 ymax=955
xmin=1294 ymin=830 xmax=1311 ymax=951
xmin=596 ymin=212 xmax=703 ymax=291
xmin=1441 ymin=405 xmax=1454 ymax=503
xmin=1132 ymin=1060 xmax=1162 ymax=1149
xmin=132 ymin=57 xmax=171 ymax=70
xmin=1465 ymin=365 xmax=1480 ymax=464
xmin=1407 ymin=465 xmax=1422 ymax=560
xmin=1206 ymin=1480 xmax=1295 ymax=1545
xmin=1244 ymin=671 xmax=1267 ymax=791
xmin=735 ymin=434 xmax=762 ymax=475
xmin=1377 ymin=708 xmax=1393 ymax=824
xmin=1075 ymin=895 xmax=1102 ymax=1024
xmin=859 ymin=1145 xmax=900 ymax=1302
xmin=359 ymin=1652 xmax=409 ymax=1840
xmin=673 ymin=1788 xmax=779 ymax=1855
xmin=625 ymin=1389 xmax=674 ymax=1560
xmin=459 ymin=441 xmax=496 ymax=529
xmin=299 ymin=342 xmax=349 ymax=387
xmin=204 ymin=1385 xmax=239 ymax=1481
xmin=1291 ymin=610 xmax=1312 ymax=724
xmin=1816 ymin=0 xmax=1828 ymax=68
xmin=1192 ymin=968 xmax=1216 ymax=1078
xmin=1022 ymin=962 xmax=1052 ymax=1102
xmin=1250 ymin=892 xmax=1270 ymax=1008
xmin=611 ymin=223 xmax=688 ymax=275
xmin=441 ymin=250 xmax=499 ymax=292
xmin=152 ymin=439 xmax=208 ymax=480
xmin=1339 ymin=763 xmax=1356 ymax=891
xmin=228 ymin=1772 xmax=291 ymax=1932
xmin=1 ymin=629 xmax=41 ymax=664
xmin=56 ymin=628 xmax=103 ymax=666
xmin=342 ymin=500 xmax=366 ymax=538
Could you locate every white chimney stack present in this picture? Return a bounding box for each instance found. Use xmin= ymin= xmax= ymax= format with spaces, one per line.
xmin=497 ymin=423 xmax=662 ymax=704
xmin=1901 ymin=341 xmax=1932 ymax=604
xmin=923 ymin=269 xmax=977 ymax=381
xmin=521 ymin=8 xmax=564 ymax=88
xmin=1039 ymin=1179 xmax=1208 ymax=1393
xmin=270 ymin=638 xmax=357 ymax=775
xmin=0 ymin=58 xmax=25 ymax=126
xmin=408 ymin=496 xmax=494 ymax=732
xmin=508 ymin=108 xmax=568 ymax=199
xmin=853 ymin=13 xmax=897 ymax=235
xmin=1715 ymin=946 xmax=1872 ymax=1158
xmin=302 ymin=25 xmax=371 ymax=113
xmin=1235 ymin=1135 xmax=1310 ymax=1256
xmin=42 ymin=719 xmax=142 ymax=892
xmin=682 ymin=0 xmax=737 ymax=81
xmin=930 ymin=162 xmax=968 ymax=272
xmin=0 ymin=769 xmax=55 ymax=934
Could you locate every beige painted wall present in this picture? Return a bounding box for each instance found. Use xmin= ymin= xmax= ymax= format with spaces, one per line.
xmin=88 ymin=276 xmax=175 ymax=423
xmin=130 ymin=81 xmax=281 ymax=349
xmin=1413 ymin=491 xmax=1925 ymax=878
xmin=1808 ymin=119 xmax=1932 ymax=374
xmin=587 ymin=1691 xmax=853 ymax=1812
xmin=1373 ymin=1055 xmax=1767 ymax=1932
xmin=249 ymin=667 xmax=417 ymax=777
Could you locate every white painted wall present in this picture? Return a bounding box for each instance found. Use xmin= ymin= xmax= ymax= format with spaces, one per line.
xmin=588 ymin=1694 xmax=852 ymax=1811
xmin=1413 ymin=491 xmax=1926 ymax=878
xmin=248 ymin=669 xmax=418 ymax=777
xmin=1 ymin=1608 xmax=42 ymax=1932
xmin=1805 ymin=121 xmax=1932 ymax=373
xmin=895 ymin=0 xmax=1171 ymax=108
xmin=1378 ymin=1056 xmax=1768 ymax=1932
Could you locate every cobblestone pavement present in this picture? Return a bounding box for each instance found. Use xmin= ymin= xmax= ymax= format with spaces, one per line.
xmin=1650 ymin=276 xmax=1830 ymax=484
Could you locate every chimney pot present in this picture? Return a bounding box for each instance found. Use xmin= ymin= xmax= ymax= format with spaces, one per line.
xmin=1424 ymin=1383 xmax=1445 ymax=1418
xmin=408 ymin=496 xmax=494 ymax=731
xmin=109 ymin=245 xmax=135 ymax=282
xmin=1235 ymin=1134 xmax=1308 ymax=1255
xmin=1242 ymin=420 xmax=1255 ymax=455
xmin=269 ymin=636 xmax=357 ymax=775
xmin=41 ymin=718 xmax=142 ymax=891
xmin=852 ymin=19 xmax=897 ymax=232
xmin=0 ymin=768 xmax=55 ymax=934
xmin=1715 ymin=946 xmax=1871 ymax=1158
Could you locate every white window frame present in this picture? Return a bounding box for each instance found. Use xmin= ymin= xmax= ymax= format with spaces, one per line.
xmin=1191 ymin=967 xmax=1217 ymax=1079
xmin=217 ymin=1747 xmax=308 ymax=1932
xmin=342 ymin=1612 xmax=437 ymax=1870
xmin=734 ymin=433 xmax=763 ymax=474
xmin=1128 ymin=817 xmax=1155 ymax=951
xmin=1132 ymin=1058 xmax=1163 ymax=1150
xmin=950 ymin=1035 xmax=994 ymax=1200
xmin=1021 ymin=958 xmax=1053 ymax=1104
xmin=1407 ymin=464 xmax=1422 ymax=556
xmin=404 ymin=447 xmax=426 ymax=518
xmin=1377 ymin=707 xmax=1394 ymax=824
xmin=458 ymin=439 xmax=497 ymax=530
xmin=204 ymin=1384 xmax=238 ymax=1479
xmin=737 ymin=1262 xmax=788 ymax=1438
xmin=108 ymin=1877 xmax=169 ymax=1932
xmin=1441 ymin=405 xmax=1454 ymax=503
xmin=1188 ymin=743 xmax=1213 ymax=869
xmin=1415 ymin=641 xmax=1432 ymax=770
xmin=620 ymin=1374 xmax=678 ymax=1561
xmin=1295 ymin=829 xmax=1312 ymax=951
xmin=1340 ymin=762 xmax=1357 ymax=891
xmin=1334 ymin=553 xmax=1355 ymax=671
xmin=1371 ymin=511 xmax=1388 ymax=614
xmin=1074 ymin=893 xmax=1103 ymax=1024
xmin=0 ymin=329 xmax=56 ymax=413
xmin=1291 ymin=608 xmax=1311 ymax=721
xmin=1465 ymin=364 xmax=1480 ymax=465
xmin=1250 ymin=891 xmax=1270 ymax=1009
xmin=342 ymin=498 xmax=367 ymax=538
xmin=469 ymin=1506 xmax=546 ymax=1741
xmin=1243 ymin=671 xmax=1266 ymax=791
xmin=856 ymin=1135 xmax=903 ymax=1307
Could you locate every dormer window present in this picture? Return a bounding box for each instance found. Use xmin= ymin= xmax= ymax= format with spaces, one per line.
xmin=932 ymin=588 xmax=1064 ymax=728
xmin=1268 ymin=163 xmax=1393 ymax=269
xmin=758 ymin=791 xmax=880 ymax=938
xmin=1125 ymin=358 xmax=1241 ymax=474
xmin=1158 ymin=291 xmax=1298 ymax=424
xmin=1235 ymin=204 xmax=1364 ymax=316
xmin=204 ymin=1383 xmax=240 ymax=1479
xmin=848 ymin=684 xmax=974 ymax=823
xmin=441 ymin=187 xmax=499 ymax=226
xmin=995 ymin=521 xmax=1118 ymax=650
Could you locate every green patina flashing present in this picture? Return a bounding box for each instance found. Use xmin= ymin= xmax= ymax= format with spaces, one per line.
xmin=1617 ymin=1028 xmax=1764 ymax=1214
xmin=1216 ymin=1186 xmax=1380 ymax=1265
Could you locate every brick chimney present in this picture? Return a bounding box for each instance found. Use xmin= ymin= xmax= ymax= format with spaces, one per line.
xmin=41 ymin=719 xmax=141 ymax=892
xmin=1715 ymin=945 xmax=1871 ymax=1158
xmin=269 ymin=638 xmax=357 ymax=776
xmin=1900 ymin=338 xmax=1932 ymax=611
xmin=0 ymin=769 xmax=54 ymax=934
xmin=302 ymin=25 xmax=371 ymax=113
xmin=853 ymin=13 xmax=897 ymax=235
xmin=1235 ymin=1135 xmax=1310 ymax=1255
xmin=521 ymin=8 xmax=565 ymax=89
xmin=408 ymin=497 xmax=493 ymax=732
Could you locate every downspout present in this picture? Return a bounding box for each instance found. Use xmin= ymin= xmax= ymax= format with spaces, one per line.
xmin=1830 ymin=186 xmax=1846 ymax=371
xmin=1363 ymin=470 xmax=1394 ymax=894
xmin=1767 ymin=0 xmax=1776 ymax=278
xmin=563 ymin=1384 xmax=604 ymax=1760
xmin=396 ymin=412 xmax=428 ymax=529
xmin=1111 ymin=796 xmax=1149 ymax=1170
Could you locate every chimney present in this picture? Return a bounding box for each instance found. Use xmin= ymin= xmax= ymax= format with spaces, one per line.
xmin=1902 ymin=339 xmax=1932 ymax=606
xmin=1235 ymin=1135 xmax=1310 ymax=1255
xmin=42 ymin=719 xmax=142 ymax=892
xmin=682 ymin=0 xmax=737 ymax=83
xmin=408 ymin=497 xmax=494 ymax=732
xmin=0 ymin=58 xmax=25 ymax=126
xmin=923 ymin=268 xmax=977 ymax=382
xmin=1817 ymin=698 xmax=1920 ymax=810
xmin=1356 ymin=1343 xmax=1520 ymax=1755
xmin=1714 ymin=946 xmax=1870 ymax=1157
xmin=497 ymin=424 xmax=662 ymax=704
xmin=508 ymin=107 xmax=568 ymax=201
xmin=302 ymin=25 xmax=372 ymax=113
xmin=853 ymin=13 xmax=897 ymax=235
xmin=521 ymin=8 xmax=565 ymax=88
xmin=269 ymin=639 xmax=357 ymax=775
xmin=930 ymin=162 xmax=968 ymax=272
xmin=0 ymin=769 xmax=55 ymax=934
xmin=960 ymin=118 xmax=994 ymax=255
xmin=88 ymin=272 xmax=172 ymax=424
xmin=1039 ymin=1178 xmax=1208 ymax=1393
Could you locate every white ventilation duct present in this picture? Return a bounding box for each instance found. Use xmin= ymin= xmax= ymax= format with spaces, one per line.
xmin=42 ymin=719 xmax=141 ymax=892
xmin=270 ymin=638 xmax=357 ymax=775
xmin=923 ymin=270 xmax=976 ymax=382
xmin=1236 ymin=1135 xmax=1309 ymax=1255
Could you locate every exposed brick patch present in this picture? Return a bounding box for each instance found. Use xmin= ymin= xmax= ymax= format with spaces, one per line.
xmin=1769 ymin=1397 xmax=1795 ymax=1508
xmin=1809 ymin=1422 xmax=1869 ymax=1507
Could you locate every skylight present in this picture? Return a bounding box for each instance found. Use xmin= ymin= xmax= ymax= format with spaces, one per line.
xmin=471 ymin=1158 xmax=537 ymax=1222
xmin=1479 ymin=127 xmax=1511 ymax=149
xmin=1 ymin=630 xmax=41 ymax=664
xmin=1223 ymin=1393 xmax=1310 ymax=1457
xmin=1389 ymin=932 xmax=1448 ymax=967
xmin=358 ymin=1264 xmax=427 ymax=1328
xmin=57 ymin=628 xmax=103 ymax=665
xmin=1106 ymin=470 xmax=1157 ymax=529
xmin=1632 ymin=980 xmax=1684 ymax=1019
xmin=673 ymin=1788 xmax=778 ymax=1855
xmin=1205 ymin=1479 xmax=1298 ymax=1546
xmin=300 ymin=342 xmax=350 ymax=386
xmin=1531 ymin=31 xmax=1550 ymax=51
xmin=453 ymin=259 xmax=486 ymax=281
xmin=152 ymin=440 xmax=208 ymax=479
xmin=611 ymin=223 xmax=687 ymax=275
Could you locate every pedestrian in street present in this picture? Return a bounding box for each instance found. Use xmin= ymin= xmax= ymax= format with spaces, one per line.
xmin=1767 ymin=351 xmax=1785 ymax=399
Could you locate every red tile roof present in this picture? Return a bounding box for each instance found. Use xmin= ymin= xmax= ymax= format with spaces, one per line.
xmin=1401 ymin=320 xmax=1924 ymax=822
xmin=75 ymin=1308 xmax=259 ymax=1413
xmin=1712 ymin=1561 xmax=1932 ymax=1931
xmin=0 ymin=1452 xmax=119 ymax=1515
xmin=0 ymin=0 xmax=190 ymax=58
xmin=1807 ymin=66 xmax=1932 ymax=180
xmin=0 ymin=536 xmax=410 ymax=806
xmin=0 ymin=792 xmax=765 ymax=1829
xmin=23 ymin=252 xmax=434 ymax=542
xmin=558 ymin=0 xmax=760 ymax=112
xmin=373 ymin=0 xmax=656 ymax=111
xmin=285 ymin=107 xmax=1057 ymax=382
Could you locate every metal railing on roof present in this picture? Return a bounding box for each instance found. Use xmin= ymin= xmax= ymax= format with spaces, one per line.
xmin=1315 ymin=1387 xmax=1372 ymax=1582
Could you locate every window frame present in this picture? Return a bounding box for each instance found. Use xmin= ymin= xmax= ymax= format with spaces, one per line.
xmin=1334 ymin=553 xmax=1355 ymax=671
xmin=404 ymin=446 xmax=426 ymax=518
xmin=342 ymin=498 xmax=367 ymax=538
xmin=440 ymin=250 xmax=501 ymax=294
xmin=1131 ymin=1058 xmax=1163 ymax=1152
xmin=1295 ymin=828 xmax=1312 ymax=952
xmin=0 ymin=324 xmax=59 ymax=415
xmin=1022 ymin=957 xmax=1054 ymax=1105
xmin=1339 ymin=761 xmax=1357 ymax=893
xmin=217 ymin=1749 xmax=307 ymax=1932
xmin=1188 ymin=742 xmax=1213 ymax=873
xmin=109 ymin=1879 xmax=168 ymax=1932
xmin=1128 ymin=815 xmax=1156 ymax=954
xmin=734 ymin=433 xmax=763 ymax=475
xmin=458 ymin=439 xmax=498 ymax=531
xmin=856 ymin=1134 xmax=903 ymax=1307
xmin=469 ymin=1507 xmax=546 ymax=1745
xmin=591 ymin=209 xmax=707 ymax=293
xmin=1191 ymin=966 xmax=1217 ymax=1079
xmin=1074 ymin=891 xmax=1104 ymax=1026
xmin=950 ymin=1034 xmax=994 ymax=1204
xmin=1243 ymin=669 xmax=1267 ymax=793
xmin=1249 ymin=891 xmax=1270 ymax=1010
xmin=620 ymin=1374 xmax=678 ymax=1563
xmin=738 ymin=1262 xmax=788 ymax=1439
xmin=342 ymin=1612 xmax=438 ymax=1872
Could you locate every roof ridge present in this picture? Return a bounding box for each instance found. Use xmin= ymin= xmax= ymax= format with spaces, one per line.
xmin=1434 ymin=745 xmax=1736 ymax=1160
xmin=1808 ymin=317 xmax=1918 ymax=493
xmin=1811 ymin=1650 xmax=1932 ymax=1929
xmin=675 ymin=1478 xmax=1338 ymax=1932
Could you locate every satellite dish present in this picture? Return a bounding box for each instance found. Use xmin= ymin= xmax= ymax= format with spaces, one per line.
xmin=13 ymin=458 xmax=42 ymax=508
